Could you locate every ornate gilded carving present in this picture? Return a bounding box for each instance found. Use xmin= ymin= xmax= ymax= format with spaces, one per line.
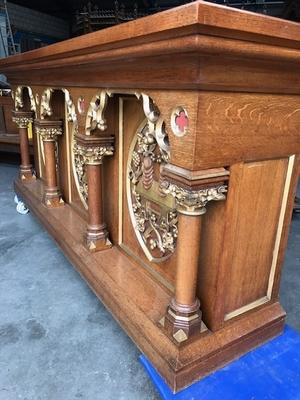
xmin=14 ymin=86 xmax=36 ymax=112
xmin=36 ymin=126 xmax=63 ymax=141
xmin=132 ymin=190 xmax=178 ymax=254
xmin=40 ymin=88 xmax=54 ymax=118
xmin=128 ymin=121 xmax=177 ymax=262
xmin=40 ymin=88 xmax=77 ymax=122
xmin=62 ymin=89 xmax=77 ymax=122
xmin=73 ymin=141 xmax=88 ymax=205
xmin=14 ymin=86 xmax=23 ymax=110
xmin=86 ymin=91 xmax=111 ymax=134
xmin=159 ymin=181 xmax=227 ymax=215
xmin=12 ymin=116 xmax=33 ymax=129
xmin=136 ymin=92 xmax=170 ymax=158
xmin=77 ymin=96 xmax=85 ymax=114
xmin=75 ymin=143 xmax=114 ymax=165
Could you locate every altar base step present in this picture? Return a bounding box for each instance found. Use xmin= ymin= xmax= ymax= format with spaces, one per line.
xmin=140 ymin=325 xmax=300 ymax=399
xmin=14 ymin=177 xmax=286 ymax=393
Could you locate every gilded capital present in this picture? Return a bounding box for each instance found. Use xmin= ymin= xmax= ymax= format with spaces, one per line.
xmin=12 ymin=116 xmax=33 ymax=129
xmin=36 ymin=126 xmax=63 ymax=141
xmin=160 ymin=180 xmax=227 ymax=215
xmin=76 ymin=143 xmax=114 ymax=165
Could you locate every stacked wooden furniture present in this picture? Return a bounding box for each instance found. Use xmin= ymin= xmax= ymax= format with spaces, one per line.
xmin=1 ymin=1 xmax=299 ymax=393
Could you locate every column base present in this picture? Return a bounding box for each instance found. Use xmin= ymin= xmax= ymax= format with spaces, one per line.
xmin=86 ymin=224 xmax=112 ymax=252
xmin=43 ymin=187 xmax=64 ymax=208
xmin=20 ymin=165 xmax=36 ymax=182
xmin=162 ymin=298 xmax=202 ymax=344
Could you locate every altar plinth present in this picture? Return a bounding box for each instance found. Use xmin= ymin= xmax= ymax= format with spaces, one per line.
xmin=1 ymin=1 xmax=300 ymax=393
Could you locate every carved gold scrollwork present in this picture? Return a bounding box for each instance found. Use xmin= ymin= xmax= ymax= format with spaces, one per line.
xmin=86 ymin=91 xmax=112 ymax=134
xmin=62 ymin=89 xmax=77 ymax=122
xmin=40 ymin=88 xmax=54 ymax=118
xmin=14 ymin=86 xmax=36 ymax=112
xmin=40 ymin=88 xmax=77 ymax=122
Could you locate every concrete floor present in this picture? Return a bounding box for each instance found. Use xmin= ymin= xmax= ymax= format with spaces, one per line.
xmin=0 ymin=162 xmax=299 ymax=400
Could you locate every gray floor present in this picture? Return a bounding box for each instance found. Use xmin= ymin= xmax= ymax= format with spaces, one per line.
xmin=0 ymin=163 xmax=299 ymax=400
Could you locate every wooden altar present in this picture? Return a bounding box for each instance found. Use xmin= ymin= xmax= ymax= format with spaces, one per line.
xmin=1 ymin=1 xmax=300 ymax=393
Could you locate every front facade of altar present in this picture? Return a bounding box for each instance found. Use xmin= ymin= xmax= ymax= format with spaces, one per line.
xmin=1 ymin=1 xmax=300 ymax=392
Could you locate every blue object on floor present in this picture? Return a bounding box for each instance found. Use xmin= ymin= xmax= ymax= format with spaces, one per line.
xmin=140 ymin=326 xmax=300 ymax=400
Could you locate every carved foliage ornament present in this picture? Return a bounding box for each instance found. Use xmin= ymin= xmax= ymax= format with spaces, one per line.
xmin=73 ymin=139 xmax=88 ymax=206
xmin=159 ymin=181 xmax=227 ymax=215
xmin=75 ymin=144 xmax=114 ymax=165
xmin=12 ymin=116 xmax=33 ymax=129
xmin=128 ymin=120 xmax=177 ymax=262
xmin=36 ymin=126 xmax=63 ymax=141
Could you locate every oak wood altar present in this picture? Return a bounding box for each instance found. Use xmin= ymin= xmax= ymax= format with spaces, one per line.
xmin=1 ymin=1 xmax=300 ymax=392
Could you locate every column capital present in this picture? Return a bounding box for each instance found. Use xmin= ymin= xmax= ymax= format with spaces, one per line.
xmin=35 ymin=119 xmax=63 ymax=142
xmin=12 ymin=110 xmax=34 ymax=129
xmin=160 ymin=164 xmax=229 ymax=216
xmin=75 ymin=132 xmax=114 ymax=165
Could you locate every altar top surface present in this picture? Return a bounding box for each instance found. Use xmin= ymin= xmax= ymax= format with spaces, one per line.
xmin=1 ymin=0 xmax=300 ymax=92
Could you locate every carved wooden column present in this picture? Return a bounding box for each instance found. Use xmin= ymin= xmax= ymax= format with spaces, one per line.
xmin=12 ymin=110 xmax=35 ymax=181
xmin=160 ymin=165 xmax=229 ymax=343
xmin=35 ymin=120 xmax=64 ymax=207
xmin=75 ymin=133 xmax=114 ymax=252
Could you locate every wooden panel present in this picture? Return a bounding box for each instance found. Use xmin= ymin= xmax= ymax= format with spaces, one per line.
xmin=197 ymin=201 xmax=226 ymax=330
xmin=224 ymin=158 xmax=289 ymax=315
xmin=193 ymin=92 xmax=300 ymax=169
xmin=102 ymin=96 xmax=119 ymax=243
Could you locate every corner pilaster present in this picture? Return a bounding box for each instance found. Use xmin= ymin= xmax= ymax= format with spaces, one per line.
xmin=159 ymin=164 xmax=229 ymax=343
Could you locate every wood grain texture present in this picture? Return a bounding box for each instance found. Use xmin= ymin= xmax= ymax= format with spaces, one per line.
xmin=171 ymin=92 xmax=300 ymax=170
xmin=14 ymin=177 xmax=286 ymax=393
xmin=6 ymin=1 xmax=300 ymax=392
xmin=224 ymin=159 xmax=288 ymax=314
xmin=1 ymin=3 xmax=300 ymax=93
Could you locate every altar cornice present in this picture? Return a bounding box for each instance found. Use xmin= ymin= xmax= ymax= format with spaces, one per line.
xmin=1 ymin=1 xmax=300 ymax=93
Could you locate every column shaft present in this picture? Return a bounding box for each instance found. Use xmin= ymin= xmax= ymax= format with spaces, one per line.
xmin=44 ymin=141 xmax=58 ymax=190
xmin=175 ymin=213 xmax=202 ymax=306
xmin=87 ymin=164 xmax=104 ymax=231
xmin=86 ymin=162 xmax=111 ymax=252
xmin=19 ymin=127 xmax=31 ymax=169
xmin=12 ymin=111 xmax=35 ymax=181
